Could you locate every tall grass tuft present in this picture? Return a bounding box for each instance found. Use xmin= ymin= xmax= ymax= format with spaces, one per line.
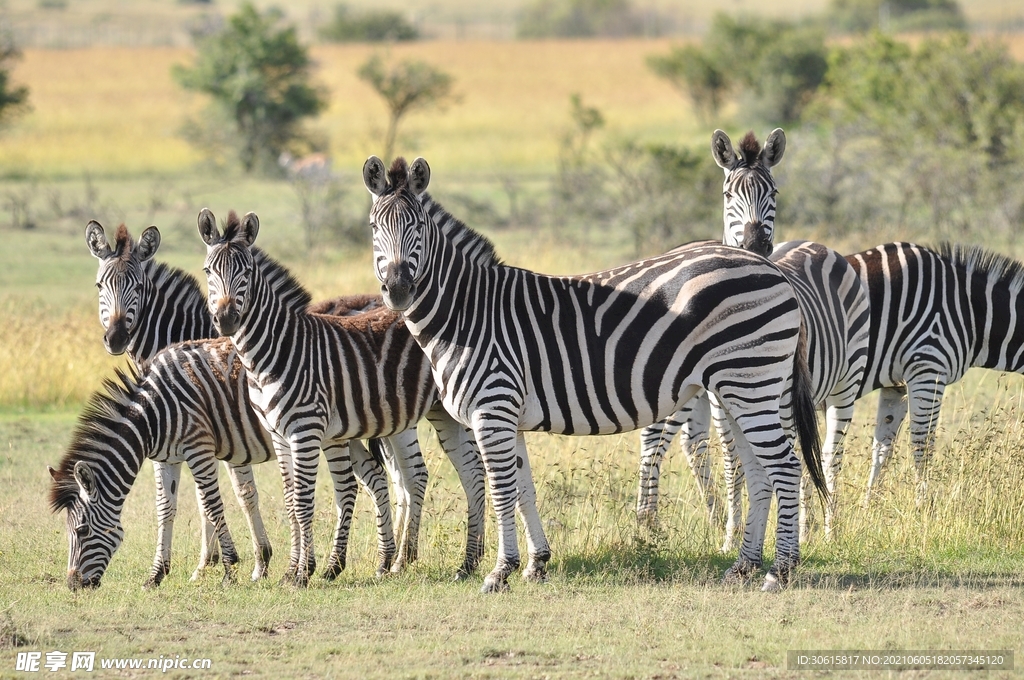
xmin=0 ymin=300 xmax=124 ymax=410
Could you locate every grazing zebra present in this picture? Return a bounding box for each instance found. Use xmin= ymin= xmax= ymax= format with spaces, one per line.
xmin=85 ymin=222 xmax=406 ymax=585
xmin=363 ymin=156 xmax=825 ymax=592
xmin=849 ymin=242 xmax=1024 ymax=505
xmin=47 ymin=339 xmax=398 ymax=590
xmin=197 ymin=209 xmax=489 ymax=586
xmin=637 ymin=130 xmax=871 ymax=544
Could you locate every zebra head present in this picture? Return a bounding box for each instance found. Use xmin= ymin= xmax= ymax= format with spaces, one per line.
xmin=48 ymin=462 xmax=125 ymax=590
xmin=710 ymin=128 xmax=786 ymax=258
xmin=363 ymin=156 xmax=432 ymax=311
xmin=85 ymin=221 xmax=161 ymax=356
xmin=198 ymin=208 xmax=259 ymax=337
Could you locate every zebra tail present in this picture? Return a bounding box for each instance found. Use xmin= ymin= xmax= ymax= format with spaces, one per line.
xmin=791 ymin=320 xmax=827 ymax=502
xmin=367 ymin=438 xmax=387 ymax=468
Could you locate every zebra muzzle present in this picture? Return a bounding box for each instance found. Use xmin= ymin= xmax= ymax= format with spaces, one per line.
xmin=214 ymin=303 xmax=242 ymax=336
xmin=103 ymin=318 xmax=130 ymax=355
xmin=381 ymin=262 xmax=414 ymax=311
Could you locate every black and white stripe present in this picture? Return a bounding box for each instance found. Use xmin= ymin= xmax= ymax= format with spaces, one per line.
xmin=47 ymin=339 xmax=399 ymax=589
xmin=198 ymin=209 xmax=487 ymax=586
xmin=637 ymin=130 xmax=870 ymax=544
xmin=363 ymin=156 xmax=826 ymax=592
xmin=848 ymin=242 xmax=1024 ymax=504
xmin=84 ymin=222 xmax=403 ymax=585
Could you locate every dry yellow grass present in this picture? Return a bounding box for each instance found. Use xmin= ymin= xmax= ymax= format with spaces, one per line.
xmin=3 ymin=40 xmax=700 ymax=179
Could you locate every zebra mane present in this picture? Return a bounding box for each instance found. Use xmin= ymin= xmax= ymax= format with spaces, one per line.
xmin=48 ymin=368 xmax=140 ymax=512
xmin=251 ymin=247 xmax=314 ymax=312
xmin=936 ymin=242 xmax=1024 ymax=287
xmin=144 ymin=259 xmax=206 ymax=304
xmin=738 ymin=131 xmax=761 ymax=167
xmin=222 ymin=210 xmax=242 ymax=242
xmin=111 ymin=224 xmax=134 ymax=261
xmin=419 ymin=192 xmax=502 ymax=267
xmin=388 ymin=157 xmax=410 ymax=192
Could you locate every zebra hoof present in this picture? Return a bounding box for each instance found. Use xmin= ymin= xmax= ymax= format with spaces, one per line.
xmin=722 ymin=559 xmax=759 ymax=586
xmin=761 ymin=572 xmax=784 ymax=593
xmin=480 ymin=575 xmax=510 ymax=594
xmin=321 ymin=557 xmax=345 ymax=581
xmin=636 ymin=509 xmax=659 ymax=529
xmin=522 ymin=563 xmax=548 ymax=583
xmin=142 ymin=578 xmax=161 ymax=590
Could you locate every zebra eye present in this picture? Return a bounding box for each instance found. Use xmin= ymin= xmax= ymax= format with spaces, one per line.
xmin=770 ymin=190 xmax=779 ymax=198
xmin=723 ymin=191 xmax=733 ymax=200
xmin=202 ymin=267 xmax=211 ymax=276
xmin=75 ymin=524 xmax=90 ymax=538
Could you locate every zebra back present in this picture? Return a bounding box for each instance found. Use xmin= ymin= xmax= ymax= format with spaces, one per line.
xmin=848 ymin=241 xmax=1024 ymax=397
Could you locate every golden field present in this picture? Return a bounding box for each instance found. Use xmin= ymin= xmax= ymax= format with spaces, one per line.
xmin=2 ymin=40 xmax=701 ymax=178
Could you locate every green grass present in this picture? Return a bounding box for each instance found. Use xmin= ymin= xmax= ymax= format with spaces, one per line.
xmin=4 ymin=389 xmax=1024 ymax=678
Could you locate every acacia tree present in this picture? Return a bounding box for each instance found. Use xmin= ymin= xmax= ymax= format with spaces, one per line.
xmin=357 ymin=55 xmax=456 ymax=163
xmin=173 ymin=3 xmax=327 ymax=173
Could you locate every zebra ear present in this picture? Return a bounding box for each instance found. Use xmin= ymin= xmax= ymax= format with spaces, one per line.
xmin=409 ymin=157 xmax=431 ymax=196
xmin=762 ymin=128 xmax=786 ymax=169
xmin=47 ymin=465 xmax=59 ymax=481
xmin=711 ymin=129 xmax=738 ymax=171
xmin=136 ymin=227 xmax=161 ymax=262
xmin=240 ymin=212 xmax=260 ymax=246
xmin=363 ymin=156 xmax=387 ymax=197
xmin=85 ymin=221 xmax=112 ymax=259
xmin=197 ymin=208 xmax=220 ymax=246
xmin=73 ymin=461 xmax=98 ymax=502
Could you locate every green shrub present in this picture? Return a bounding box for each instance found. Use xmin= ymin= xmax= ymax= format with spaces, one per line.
xmin=319 ymin=4 xmax=419 ymax=43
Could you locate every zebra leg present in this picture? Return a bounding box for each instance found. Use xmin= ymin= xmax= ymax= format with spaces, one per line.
xmin=637 ymin=415 xmax=681 ymax=528
xmin=370 ymin=437 xmax=409 ymax=567
xmin=224 ymin=462 xmax=272 ymax=581
xmin=145 ymin=460 xmax=181 ymax=588
xmin=382 ymin=430 xmax=428 ymax=572
xmin=426 ymin=404 xmax=487 ymax=579
xmin=680 ymin=392 xmax=722 ymax=528
xmin=817 ymin=395 xmax=857 ymax=540
xmin=350 ymin=440 xmax=398 ymax=578
xmin=906 ymin=377 xmax=946 ymax=508
xmin=515 ymin=433 xmax=551 ymax=583
xmin=287 ymin=438 xmax=322 ymax=587
xmin=473 ymin=414 xmax=523 ymax=594
xmin=712 ymin=397 xmax=744 ymax=553
xmin=270 ymin=434 xmax=302 ymax=585
xmin=319 ymin=441 xmax=357 ymax=581
xmin=188 ymin=454 xmax=240 ymax=585
xmin=719 ymin=413 xmax=768 ymax=583
xmin=863 ymin=386 xmax=908 ymax=506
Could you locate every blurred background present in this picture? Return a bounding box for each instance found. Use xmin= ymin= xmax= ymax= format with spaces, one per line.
xmin=2 ymin=0 xmax=1024 ymax=408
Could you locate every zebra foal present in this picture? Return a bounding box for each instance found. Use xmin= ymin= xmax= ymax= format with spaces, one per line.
xmin=198 ymin=209 xmax=488 ymax=586
xmin=364 ymin=156 xmax=825 ymax=592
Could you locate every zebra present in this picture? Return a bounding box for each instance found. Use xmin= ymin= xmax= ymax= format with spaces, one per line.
xmin=637 ymin=129 xmax=871 ymax=544
xmin=849 ymin=242 xmax=1024 ymax=506
xmin=85 ymin=221 xmax=413 ymax=585
xmin=363 ymin=155 xmax=826 ymax=592
xmin=47 ymin=339 xmax=399 ymax=590
xmin=197 ymin=208 xmax=490 ymax=586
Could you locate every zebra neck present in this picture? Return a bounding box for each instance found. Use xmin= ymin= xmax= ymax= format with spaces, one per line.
xmin=403 ymin=224 xmax=486 ymax=344
xmin=129 ymin=262 xmax=216 ymax=365
xmin=972 ymin=278 xmax=1024 ymax=373
xmin=228 ymin=265 xmax=302 ymax=377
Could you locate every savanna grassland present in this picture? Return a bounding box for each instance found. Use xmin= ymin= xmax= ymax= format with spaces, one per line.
xmin=1 ymin=30 xmax=1024 ymax=678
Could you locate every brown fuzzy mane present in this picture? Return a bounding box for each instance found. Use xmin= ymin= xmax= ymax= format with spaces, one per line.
xmin=113 ymin=224 xmax=132 ymax=261
xmin=738 ymin=131 xmax=761 ymax=166
xmin=221 ymin=210 xmax=242 ymax=242
xmin=388 ymin=157 xmax=409 ymax=192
